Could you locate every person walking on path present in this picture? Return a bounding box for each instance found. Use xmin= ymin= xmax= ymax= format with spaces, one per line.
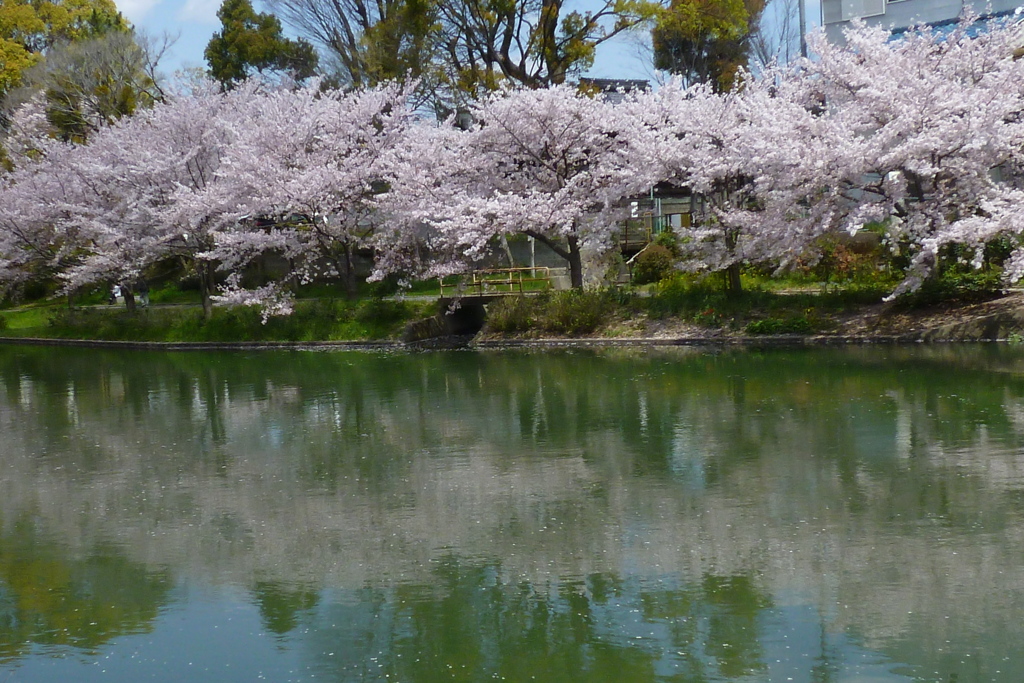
xmin=137 ymin=280 xmax=150 ymax=307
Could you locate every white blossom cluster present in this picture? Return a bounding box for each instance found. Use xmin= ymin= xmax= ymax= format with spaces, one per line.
xmin=2 ymin=15 xmax=1024 ymax=314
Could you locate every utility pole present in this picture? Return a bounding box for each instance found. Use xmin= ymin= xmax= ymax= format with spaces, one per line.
xmin=799 ymin=0 xmax=808 ymax=58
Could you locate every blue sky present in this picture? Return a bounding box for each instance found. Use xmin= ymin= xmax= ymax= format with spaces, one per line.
xmin=116 ymin=0 xmax=221 ymax=73
xmin=114 ymin=0 xmax=658 ymax=81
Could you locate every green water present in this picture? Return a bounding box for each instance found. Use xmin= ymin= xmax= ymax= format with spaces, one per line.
xmin=0 ymin=344 xmax=1022 ymax=682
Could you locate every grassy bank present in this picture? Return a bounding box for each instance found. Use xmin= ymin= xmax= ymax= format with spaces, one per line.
xmin=483 ymin=278 xmax=897 ymax=337
xmin=0 ymin=269 xmax=1009 ymax=343
xmin=0 ymin=297 xmax=432 ymax=342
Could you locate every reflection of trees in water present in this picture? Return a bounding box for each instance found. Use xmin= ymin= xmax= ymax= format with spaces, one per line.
xmin=252 ymin=581 xmax=319 ymax=637
xmin=290 ymin=562 xmax=773 ymax=683
xmin=1 ymin=345 xmax=1024 ymax=679
xmin=0 ymin=518 xmax=170 ymax=662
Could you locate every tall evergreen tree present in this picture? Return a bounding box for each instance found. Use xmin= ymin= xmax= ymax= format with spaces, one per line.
xmin=652 ymin=0 xmax=766 ymax=92
xmin=205 ymin=0 xmax=318 ymax=88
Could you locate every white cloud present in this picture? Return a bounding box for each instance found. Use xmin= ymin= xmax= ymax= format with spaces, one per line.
xmin=115 ymin=0 xmax=163 ymax=23
xmin=178 ymin=0 xmax=221 ymax=24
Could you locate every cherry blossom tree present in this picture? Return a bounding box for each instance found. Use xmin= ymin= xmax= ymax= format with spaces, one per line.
xmin=385 ymin=85 xmax=654 ymax=289
xmin=1 ymin=93 xmax=51 ymax=171
xmin=3 ymin=77 xmax=416 ymax=314
xmin=623 ymin=73 xmax=837 ymax=293
xmin=627 ymin=15 xmax=1024 ymax=297
xmin=202 ymin=80 xmax=415 ymax=303
xmin=0 ymin=138 xmax=90 ymax=297
xmin=36 ymin=79 xmax=258 ymax=315
xmin=795 ymin=16 xmax=1024 ymax=295
xmin=8 ymin=17 xmax=1024 ymax=315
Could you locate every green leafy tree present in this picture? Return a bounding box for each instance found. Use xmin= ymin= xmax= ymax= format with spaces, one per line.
xmin=265 ymin=0 xmax=439 ymax=88
xmin=360 ymin=0 xmax=437 ymax=85
xmin=8 ymin=30 xmax=165 ymax=143
xmin=205 ymin=0 xmax=318 ymax=88
xmin=267 ymin=0 xmax=659 ymax=111
xmin=0 ymin=0 xmax=126 ymax=96
xmin=652 ymin=0 xmax=765 ymax=92
xmin=437 ymin=0 xmax=661 ymax=92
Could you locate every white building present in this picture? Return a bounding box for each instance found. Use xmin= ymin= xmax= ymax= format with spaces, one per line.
xmin=822 ymin=0 xmax=1022 ymax=42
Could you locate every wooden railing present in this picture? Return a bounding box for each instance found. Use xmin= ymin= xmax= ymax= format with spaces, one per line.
xmin=440 ymin=267 xmax=554 ymax=297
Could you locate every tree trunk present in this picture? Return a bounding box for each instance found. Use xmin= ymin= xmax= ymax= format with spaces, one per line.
xmin=723 ymin=228 xmax=742 ymax=295
xmin=343 ymin=242 xmax=357 ymax=300
xmin=123 ymin=287 xmax=137 ymax=312
xmin=724 ymin=263 xmax=742 ymax=296
xmin=198 ymin=262 xmax=214 ymax=320
xmin=922 ymin=249 xmax=940 ymax=282
xmin=567 ymin=235 xmax=584 ymax=289
xmin=524 ymin=229 xmax=585 ymax=289
xmin=500 ymin=235 xmax=515 ymax=268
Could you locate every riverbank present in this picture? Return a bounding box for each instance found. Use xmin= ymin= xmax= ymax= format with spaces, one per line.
xmin=2 ymin=290 xmax=1024 ymax=349
xmin=565 ymin=290 xmax=1024 ymax=344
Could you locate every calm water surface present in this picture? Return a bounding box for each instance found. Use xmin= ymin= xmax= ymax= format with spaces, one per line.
xmin=0 ymin=345 xmax=1022 ymax=682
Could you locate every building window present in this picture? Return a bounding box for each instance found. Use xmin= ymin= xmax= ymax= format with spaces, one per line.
xmin=841 ymin=0 xmax=885 ymax=21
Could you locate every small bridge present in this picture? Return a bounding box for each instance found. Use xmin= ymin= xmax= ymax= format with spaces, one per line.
xmin=405 ymin=267 xmax=564 ymax=342
xmin=438 ymin=267 xmax=562 ymax=300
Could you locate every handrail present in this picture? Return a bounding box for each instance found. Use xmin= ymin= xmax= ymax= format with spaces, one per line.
xmin=620 ymin=216 xmax=653 ymax=250
xmin=440 ymin=267 xmax=554 ymax=297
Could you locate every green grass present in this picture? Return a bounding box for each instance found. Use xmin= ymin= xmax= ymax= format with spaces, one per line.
xmin=483 ymin=278 xmax=892 ymax=338
xmin=1 ymin=265 xmax=994 ymax=343
xmin=148 ymin=283 xmax=202 ymax=305
xmin=891 ymin=268 xmax=1005 ymax=309
xmin=642 ymin=273 xmax=889 ymax=330
xmin=1 ymin=298 xmax=432 ymax=343
xmin=1 ymin=305 xmax=54 ymax=333
xmin=439 ymin=271 xmax=556 ymax=298
xmin=2 ymin=282 xmax=879 ymax=342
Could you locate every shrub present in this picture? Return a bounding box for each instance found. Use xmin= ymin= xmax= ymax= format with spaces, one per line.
xmin=485 ymin=290 xmax=615 ymax=336
xmin=366 ymin=274 xmax=402 ymax=298
xmin=0 ymin=314 xmax=7 ymax=333
xmin=22 ymin=280 xmax=53 ymax=302
xmin=693 ymin=306 xmax=723 ymax=327
xmin=745 ymin=316 xmax=814 ymax=335
xmin=807 ymin=238 xmax=882 ymax=284
xmin=631 ymin=244 xmax=675 ymax=285
xmin=894 ymin=268 xmax=1004 ymax=308
xmin=646 ymin=274 xmax=726 ymax=319
xmin=486 ymin=295 xmax=536 ymax=333
xmin=149 ymin=282 xmax=199 ymax=304
xmin=47 ymin=307 xmax=167 ymax=341
xmin=355 ymin=298 xmax=407 ymax=324
xmin=541 ymin=290 xmax=609 ymax=335
xmin=652 ymin=229 xmax=681 ymax=255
